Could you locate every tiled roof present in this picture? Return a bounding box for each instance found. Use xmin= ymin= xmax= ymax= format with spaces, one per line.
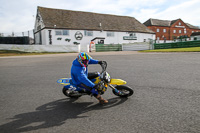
xmin=186 ymin=23 xmax=200 ymax=30
xmin=143 ymin=18 xmax=171 ymax=27
xmin=37 ymin=6 xmax=154 ymax=33
xmin=191 ymin=32 xmax=200 ymax=36
xmin=144 ymin=18 xmax=200 ymax=30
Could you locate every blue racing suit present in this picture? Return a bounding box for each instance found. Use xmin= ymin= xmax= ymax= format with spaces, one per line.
xmin=71 ymin=58 xmax=99 ymax=95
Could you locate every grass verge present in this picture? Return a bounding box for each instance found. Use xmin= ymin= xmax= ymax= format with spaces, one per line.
xmin=0 ymin=50 xmax=66 ymax=57
xmin=140 ymin=47 xmax=200 ymax=52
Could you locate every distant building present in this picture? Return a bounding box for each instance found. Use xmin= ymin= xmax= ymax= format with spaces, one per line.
xmin=143 ymin=18 xmax=200 ymax=41
xmin=34 ymin=7 xmax=155 ymax=51
xmin=190 ymin=32 xmax=200 ymax=40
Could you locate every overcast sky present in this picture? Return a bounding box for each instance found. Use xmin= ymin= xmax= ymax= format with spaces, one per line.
xmin=0 ymin=0 xmax=200 ymax=35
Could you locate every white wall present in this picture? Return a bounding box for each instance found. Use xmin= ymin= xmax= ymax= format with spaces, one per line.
xmin=36 ymin=29 xmax=155 ymax=52
xmin=191 ymin=35 xmax=200 ymax=40
xmin=0 ymin=44 xmax=80 ymax=53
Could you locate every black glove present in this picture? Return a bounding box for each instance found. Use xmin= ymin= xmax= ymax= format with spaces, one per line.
xmin=98 ymin=61 xmax=106 ymax=65
xmin=93 ymin=84 xmax=100 ymax=90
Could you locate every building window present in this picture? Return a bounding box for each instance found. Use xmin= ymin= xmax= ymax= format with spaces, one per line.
xmin=173 ymin=30 xmax=176 ymax=33
xmin=157 ymin=29 xmax=160 ymax=32
xmin=55 ymin=30 xmax=69 ymax=35
xmin=107 ymin=32 xmax=114 ymax=37
xmin=179 ymin=30 xmax=182 ymax=33
xmin=84 ymin=30 xmax=93 ymax=36
xmin=63 ymin=30 xmax=69 ymax=35
xmin=184 ymin=29 xmax=187 ymax=34
xmin=179 ymin=22 xmax=181 ymax=26
xmin=163 ymin=29 xmax=166 ymax=33
xmin=55 ymin=30 xmax=62 ymax=35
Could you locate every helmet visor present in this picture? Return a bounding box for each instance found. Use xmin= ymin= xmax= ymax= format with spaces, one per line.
xmin=82 ymin=60 xmax=89 ymax=66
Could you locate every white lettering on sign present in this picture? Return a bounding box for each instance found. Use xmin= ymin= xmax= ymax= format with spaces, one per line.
xmin=175 ymin=25 xmax=185 ymax=28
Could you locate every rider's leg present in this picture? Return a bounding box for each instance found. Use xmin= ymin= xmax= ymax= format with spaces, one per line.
xmin=80 ymin=84 xmax=108 ymax=104
xmin=95 ymin=94 xmax=108 ymax=104
xmin=88 ymin=72 xmax=100 ymax=80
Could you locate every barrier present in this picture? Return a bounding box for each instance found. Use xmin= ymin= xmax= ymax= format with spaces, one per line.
xmin=0 ymin=44 xmax=80 ymax=53
xmin=95 ymin=44 xmax=122 ymax=52
xmin=122 ymin=42 xmax=151 ymax=51
xmin=154 ymin=40 xmax=200 ymax=49
xmin=0 ymin=37 xmax=30 ymax=44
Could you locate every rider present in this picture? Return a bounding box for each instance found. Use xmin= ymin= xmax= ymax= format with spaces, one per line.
xmin=71 ymin=52 xmax=108 ymax=104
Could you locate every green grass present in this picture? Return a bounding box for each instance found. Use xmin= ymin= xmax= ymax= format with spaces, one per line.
xmin=0 ymin=50 xmax=66 ymax=56
xmin=140 ymin=47 xmax=200 ymax=52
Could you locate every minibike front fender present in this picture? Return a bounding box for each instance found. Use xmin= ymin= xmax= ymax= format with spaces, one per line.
xmin=109 ymin=79 xmax=127 ymax=85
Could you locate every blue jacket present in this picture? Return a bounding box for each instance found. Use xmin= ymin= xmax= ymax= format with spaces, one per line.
xmin=71 ymin=58 xmax=99 ymax=88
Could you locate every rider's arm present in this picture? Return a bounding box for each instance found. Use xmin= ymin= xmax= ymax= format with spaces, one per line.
xmin=89 ymin=59 xmax=106 ymax=66
xmin=88 ymin=58 xmax=99 ymax=64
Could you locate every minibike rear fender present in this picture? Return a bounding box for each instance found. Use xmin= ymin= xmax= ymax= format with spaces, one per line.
xmin=57 ymin=78 xmax=71 ymax=85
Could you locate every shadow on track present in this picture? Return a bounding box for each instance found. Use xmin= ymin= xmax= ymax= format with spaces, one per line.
xmin=0 ymin=97 xmax=128 ymax=133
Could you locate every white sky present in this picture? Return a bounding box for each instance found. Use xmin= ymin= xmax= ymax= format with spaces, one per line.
xmin=0 ymin=0 xmax=200 ymax=35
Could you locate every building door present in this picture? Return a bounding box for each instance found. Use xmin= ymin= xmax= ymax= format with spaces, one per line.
xmin=39 ymin=31 xmax=42 ymax=45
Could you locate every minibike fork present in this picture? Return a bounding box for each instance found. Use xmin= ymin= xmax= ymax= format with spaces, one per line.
xmin=108 ymin=84 xmax=123 ymax=95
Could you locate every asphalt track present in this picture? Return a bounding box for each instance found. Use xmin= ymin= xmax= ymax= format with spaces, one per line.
xmin=0 ymin=51 xmax=200 ymax=133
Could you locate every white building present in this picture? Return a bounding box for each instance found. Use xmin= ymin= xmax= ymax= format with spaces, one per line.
xmin=34 ymin=6 xmax=155 ymax=52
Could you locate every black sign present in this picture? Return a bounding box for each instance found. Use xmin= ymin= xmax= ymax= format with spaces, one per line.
xmin=48 ymin=30 xmax=52 ymax=44
xmin=75 ymin=31 xmax=83 ymax=40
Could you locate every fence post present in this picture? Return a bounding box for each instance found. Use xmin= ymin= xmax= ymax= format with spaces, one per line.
xmin=86 ymin=44 xmax=89 ymax=53
xmin=78 ymin=45 xmax=81 ymax=53
xmin=149 ymin=39 xmax=154 ymax=50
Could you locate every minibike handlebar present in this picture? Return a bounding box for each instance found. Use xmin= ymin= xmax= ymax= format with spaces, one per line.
xmin=100 ymin=61 xmax=107 ymax=74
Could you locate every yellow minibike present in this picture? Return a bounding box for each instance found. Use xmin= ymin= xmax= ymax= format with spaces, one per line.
xmin=57 ymin=61 xmax=133 ymax=98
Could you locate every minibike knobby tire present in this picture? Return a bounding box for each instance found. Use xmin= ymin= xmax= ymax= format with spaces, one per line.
xmin=112 ymin=85 xmax=134 ymax=97
xmin=62 ymin=87 xmax=82 ymax=98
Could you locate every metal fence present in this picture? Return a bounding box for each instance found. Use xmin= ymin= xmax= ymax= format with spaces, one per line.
xmin=0 ymin=30 xmax=34 ymax=44
xmin=154 ymin=40 xmax=200 ymax=49
xmin=95 ymin=44 xmax=122 ymax=52
xmin=122 ymin=42 xmax=152 ymax=51
xmin=0 ymin=30 xmax=34 ymax=38
xmin=0 ymin=37 xmax=30 ymax=44
xmin=95 ymin=42 xmax=153 ymax=52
